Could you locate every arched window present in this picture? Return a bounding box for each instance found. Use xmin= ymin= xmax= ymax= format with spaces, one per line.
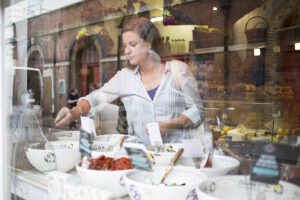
xmin=80 ymin=44 xmax=100 ymax=96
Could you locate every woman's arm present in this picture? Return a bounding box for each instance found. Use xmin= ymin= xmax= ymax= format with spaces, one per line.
xmin=158 ymin=61 xmax=203 ymax=134
xmin=54 ymin=69 xmax=126 ymax=127
xmin=158 ymin=115 xmax=193 ymax=136
xmin=54 ymin=99 xmax=90 ymax=127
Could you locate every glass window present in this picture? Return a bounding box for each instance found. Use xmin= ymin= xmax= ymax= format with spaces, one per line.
xmin=1 ymin=0 xmax=300 ymax=199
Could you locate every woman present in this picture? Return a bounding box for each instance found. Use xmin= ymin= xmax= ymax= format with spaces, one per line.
xmin=68 ymin=88 xmax=79 ymax=109
xmin=55 ymin=17 xmax=203 ymax=145
xmin=67 ymin=88 xmax=79 ymax=129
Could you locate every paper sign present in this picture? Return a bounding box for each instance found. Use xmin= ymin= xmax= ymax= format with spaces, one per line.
xmin=124 ymin=143 xmax=152 ymax=170
xmin=79 ymin=129 xmax=93 ymax=158
xmin=147 ymin=122 xmax=163 ymax=145
xmin=80 ymin=117 xmax=96 ymax=136
xmin=183 ymin=139 xmax=204 ymax=158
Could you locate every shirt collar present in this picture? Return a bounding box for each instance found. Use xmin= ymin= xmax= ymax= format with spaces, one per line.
xmin=132 ymin=61 xmax=171 ymax=74
xmin=132 ymin=66 xmax=139 ymax=74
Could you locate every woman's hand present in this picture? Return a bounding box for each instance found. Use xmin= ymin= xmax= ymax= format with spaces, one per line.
xmin=54 ymin=107 xmax=76 ymax=127
xmin=158 ymin=121 xmax=169 ymax=137
xmin=158 ymin=115 xmax=193 ymax=137
xmin=146 ymin=115 xmax=193 ymax=137
xmin=145 ymin=121 xmax=169 ymax=137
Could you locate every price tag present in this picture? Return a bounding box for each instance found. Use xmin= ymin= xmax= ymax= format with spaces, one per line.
xmin=124 ymin=143 xmax=152 ymax=171
xmin=183 ymin=139 xmax=204 ymax=158
xmin=147 ymin=122 xmax=163 ymax=145
xmin=250 ymin=143 xmax=280 ymax=184
xmin=79 ymin=129 xmax=93 ymax=158
xmin=251 ymin=154 xmax=280 ymax=184
xmin=80 ymin=117 xmax=96 ymax=137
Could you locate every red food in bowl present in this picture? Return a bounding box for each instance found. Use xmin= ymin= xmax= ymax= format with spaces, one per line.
xmin=79 ymin=155 xmax=133 ymax=170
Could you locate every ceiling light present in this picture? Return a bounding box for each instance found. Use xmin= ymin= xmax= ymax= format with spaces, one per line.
xmin=254 ymin=48 xmax=261 ymax=56
xmin=295 ymin=42 xmax=300 ymax=51
xmin=150 ymin=17 xmax=163 ymax=23
xmin=213 ymin=7 xmax=218 ymax=11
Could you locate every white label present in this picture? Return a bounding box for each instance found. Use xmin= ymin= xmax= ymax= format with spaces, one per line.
xmin=80 ymin=117 xmax=96 ymax=136
xmin=296 ymin=136 xmax=300 ymax=147
xmin=147 ymin=122 xmax=163 ymax=145
xmin=183 ymin=139 xmax=204 ymax=158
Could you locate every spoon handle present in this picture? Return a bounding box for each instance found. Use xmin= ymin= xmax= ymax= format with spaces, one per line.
xmin=119 ymin=136 xmax=126 ymax=148
xmin=160 ymin=166 xmax=173 ymax=184
xmin=170 ymin=148 xmax=184 ymax=165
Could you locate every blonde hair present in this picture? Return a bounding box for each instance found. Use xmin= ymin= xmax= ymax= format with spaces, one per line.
xmin=122 ymin=17 xmax=165 ymax=56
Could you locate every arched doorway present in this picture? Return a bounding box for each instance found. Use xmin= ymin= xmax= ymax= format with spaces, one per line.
xmin=80 ymin=44 xmax=100 ymax=96
xmin=27 ymin=51 xmax=43 ymax=105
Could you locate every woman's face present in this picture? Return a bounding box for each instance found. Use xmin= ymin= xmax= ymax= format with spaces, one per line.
xmin=122 ymin=31 xmax=149 ymax=65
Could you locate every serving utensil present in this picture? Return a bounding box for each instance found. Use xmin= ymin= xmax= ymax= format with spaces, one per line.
xmin=158 ymin=148 xmax=184 ymax=186
xmin=112 ymin=136 xmax=126 ymax=157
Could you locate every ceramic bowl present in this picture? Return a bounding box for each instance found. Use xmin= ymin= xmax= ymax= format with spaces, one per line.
xmin=197 ymin=175 xmax=300 ymax=200
xmin=91 ymin=141 xmax=129 ymax=158
xmin=146 ymin=143 xmax=184 ymax=166
xmin=124 ymin=166 xmax=207 ymax=200
xmin=52 ymin=131 xmax=80 ymax=141
xmin=25 ymin=141 xmax=81 ymax=172
xmin=94 ymin=134 xmax=136 ymax=143
xmin=76 ymin=161 xmax=133 ymax=198
xmin=177 ymin=154 xmax=240 ymax=177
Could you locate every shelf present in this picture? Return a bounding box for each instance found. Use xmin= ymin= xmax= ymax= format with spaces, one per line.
xmin=193 ymin=42 xmax=266 ymax=54
xmin=202 ymin=99 xmax=274 ymax=105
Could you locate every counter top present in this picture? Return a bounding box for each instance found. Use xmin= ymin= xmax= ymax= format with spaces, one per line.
xmin=12 ymin=169 xmax=130 ymax=200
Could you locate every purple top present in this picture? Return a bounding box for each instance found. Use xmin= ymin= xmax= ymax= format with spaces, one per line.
xmin=147 ymin=85 xmax=159 ymax=100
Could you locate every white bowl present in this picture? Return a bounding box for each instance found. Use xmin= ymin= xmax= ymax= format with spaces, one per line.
xmin=76 ymin=161 xmax=133 ymax=198
xmin=94 ymin=134 xmax=136 ymax=143
xmin=91 ymin=141 xmax=129 ymax=158
xmin=177 ymin=155 xmax=240 ymax=177
xmin=124 ymin=166 xmax=207 ymax=200
xmin=146 ymin=143 xmax=184 ymax=166
xmin=52 ymin=131 xmax=80 ymax=141
xmin=25 ymin=141 xmax=81 ymax=172
xmin=197 ymin=175 xmax=300 ymax=200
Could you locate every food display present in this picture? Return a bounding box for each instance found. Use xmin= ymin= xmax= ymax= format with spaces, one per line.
xmin=79 ymin=155 xmax=133 ymax=170
xmin=203 ymin=84 xmax=294 ymax=100
xmin=76 ymin=155 xmax=134 ymax=198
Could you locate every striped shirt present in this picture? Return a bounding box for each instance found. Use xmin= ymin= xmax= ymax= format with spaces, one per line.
xmin=79 ymin=60 xmax=203 ymax=146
